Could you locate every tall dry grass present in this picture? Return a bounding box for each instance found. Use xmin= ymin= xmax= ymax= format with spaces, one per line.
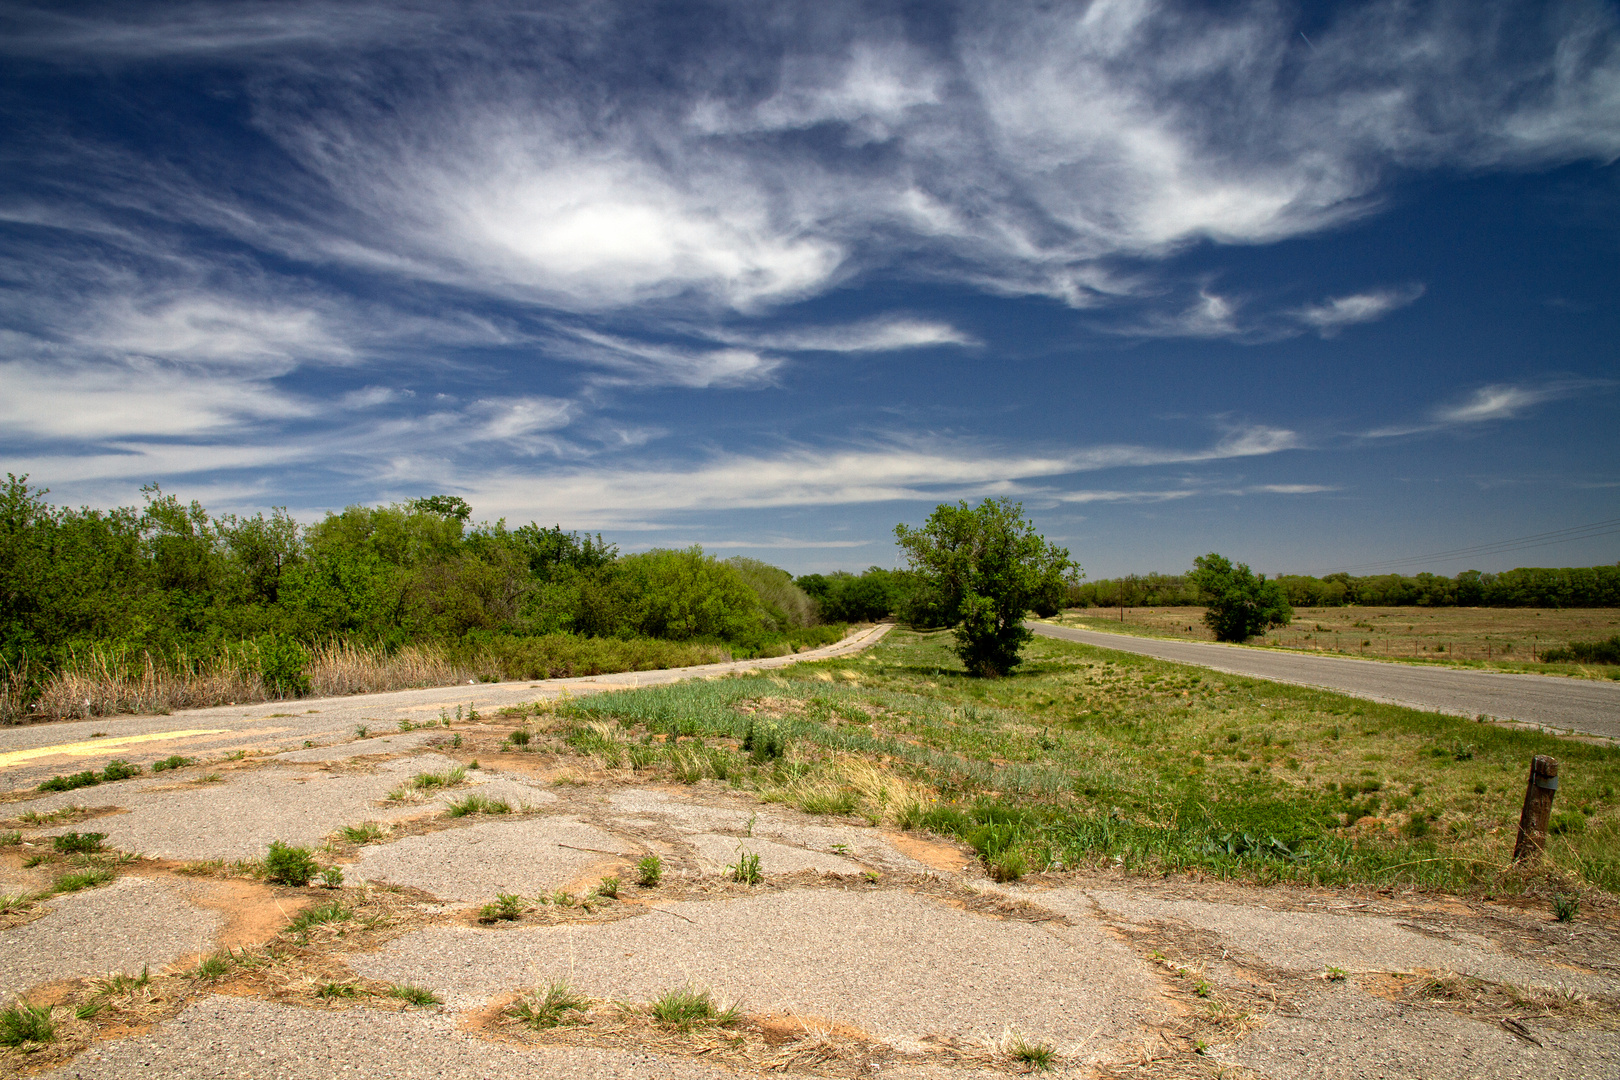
xmin=7 ymin=641 xmax=473 ymax=723
xmin=3 ymin=634 xmax=734 ymax=724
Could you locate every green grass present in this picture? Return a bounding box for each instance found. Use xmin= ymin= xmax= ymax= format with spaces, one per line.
xmin=339 ymin=822 xmax=386 ymax=843
xmin=636 ymin=854 xmax=663 ymax=887
xmin=287 ymin=900 xmax=351 ymax=934
xmin=445 ymin=793 xmax=511 ymax=817
xmin=557 ymin=628 xmax=1620 ymax=895
xmin=478 ymin=892 xmax=525 ymax=922
xmin=52 ymin=831 xmax=106 ymax=853
xmin=388 ymin=984 xmax=442 ymax=1007
xmin=409 ymin=766 xmax=468 ymax=790
xmin=507 ymin=980 xmax=590 ymax=1028
xmin=152 ymin=755 xmax=195 ymax=772
xmin=50 ymin=867 xmax=114 ymax=894
xmin=0 ymin=1000 xmax=55 ymax=1046
xmin=649 ymin=986 xmax=738 ymax=1030
xmin=263 ymin=840 xmax=318 ymax=886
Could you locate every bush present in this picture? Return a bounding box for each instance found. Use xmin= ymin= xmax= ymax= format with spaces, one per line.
xmin=1541 ymin=635 xmax=1620 ymax=665
xmin=255 ymin=634 xmax=311 ymax=696
xmin=52 ymin=831 xmax=106 ymax=853
xmin=263 ymin=840 xmax=318 ymax=886
xmin=101 ymin=759 xmax=141 ymax=781
xmin=1187 ymin=553 xmax=1293 ymax=642
xmin=39 ymin=770 xmax=101 ymax=792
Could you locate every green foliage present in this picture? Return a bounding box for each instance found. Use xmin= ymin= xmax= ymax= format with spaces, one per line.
xmin=51 ymin=867 xmax=114 ymax=894
xmin=0 ymin=1000 xmax=55 ymax=1046
xmin=1541 ymin=636 xmax=1620 ymax=664
xmin=725 ymin=557 xmax=815 ymax=631
xmin=52 ymin=831 xmax=105 ymax=853
xmin=288 ymin=900 xmax=351 ymax=934
xmin=636 ymin=854 xmax=663 ymax=887
xmin=38 ymin=770 xmax=101 ymax=792
xmin=388 ymin=984 xmax=442 ymax=1007
xmin=597 ymin=874 xmax=619 ymax=898
xmin=152 ymin=755 xmax=195 ymax=772
xmin=445 ymin=794 xmax=510 ymax=817
xmin=478 ymin=892 xmax=525 ymax=922
xmin=101 ymin=759 xmax=141 ymax=781
xmin=895 ymin=498 xmax=1077 ymax=677
xmin=727 ymin=847 xmax=762 ymax=884
xmin=1552 ymin=893 xmax=1580 ymax=922
xmin=1188 ymin=554 xmax=1293 ymax=642
xmin=263 ymin=840 xmax=318 ymax=886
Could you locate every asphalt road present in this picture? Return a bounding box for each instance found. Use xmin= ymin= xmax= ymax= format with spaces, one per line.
xmin=1031 ymin=622 xmax=1620 ymax=741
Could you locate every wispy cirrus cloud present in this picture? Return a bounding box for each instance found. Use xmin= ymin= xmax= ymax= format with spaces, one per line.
xmin=1366 ymin=379 xmax=1616 ymax=438
xmin=1292 ymin=285 xmax=1425 ymax=336
xmin=711 ymin=316 xmax=977 ymax=353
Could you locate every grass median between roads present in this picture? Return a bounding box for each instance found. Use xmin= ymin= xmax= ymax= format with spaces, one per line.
xmin=554 ymin=627 xmax=1620 ymax=895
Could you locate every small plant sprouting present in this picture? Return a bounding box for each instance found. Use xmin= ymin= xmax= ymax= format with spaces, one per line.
xmin=191 ymin=952 xmax=233 ymax=979
xmin=0 ymin=831 xmax=19 ymax=846
xmin=264 ymin=840 xmax=319 ymax=886
xmin=451 ymin=733 xmax=463 ymax=748
xmin=727 ymin=847 xmax=762 ymax=885
xmin=479 ymin=893 xmax=525 ymax=922
xmin=319 ymin=866 xmax=345 ymax=888
xmin=507 ymin=729 xmax=532 ymax=748
xmin=0 ymin=1000 xmax=56 ymax=1046
xmin=1553 ymin=894 xmax=1580 ymax=923
xmin=1324 ymin=966 xmax=1349 ymax=981
xmin=1002 ymin=1030 xmax=1055 ymax=1071
xmin=650 ymin=986 xmax=738 ymax=1030
xmin=354 ymin=724 xmax=370 ymax=738
xmin=53 ymin=831 xmax=106 ymax=853
xmin=636 ymin=854 xmax=663 ymax=887
xmin=446 ymin=794 xmax=511 ymax=817
xmin=597 ymin=875 xmax=620 ymax=899
xmin=388 ymin=984 xmax=442 ymax=1007
xmin=152 ymin=755 xmax=195 ymax=772
xmin=51 ymin=867 xmax=114 ymax=894
xmin=507 ymin=980 xmax=589 ymax=1029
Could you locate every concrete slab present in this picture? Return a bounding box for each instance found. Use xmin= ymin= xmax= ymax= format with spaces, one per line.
xmin=347 ymin=887 xmax=1162 ymax=1059
xmin=349 ymin=816 xmax=640 ymax=901
xmin=1056 ymin=889 xmax=1618 ymax=994
xmin=1212 ymin=981 xmax=1620 ymax=1080
xmin=685 ymin=833 xmax=865 ymax=877
xmin=35 ymin=994 xmax=739 ymax=1080
xmin=0 ymin=875 xmax=222 ymax=995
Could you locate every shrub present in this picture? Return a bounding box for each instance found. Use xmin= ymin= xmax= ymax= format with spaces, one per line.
xmin=263 ymin=840 xmax=318 ymax=886
xmin=101 ymin=759 xmax=141 ymax=781
xmin=39 ymin=770 xmax=101 ymax=793
xmin=636 ymin=854 xmax=663 ymax=887
xmin=152 ymin=754 xmax=195 ymax=772
xmin=1541 ymin=635 xmax=1620 ymax=664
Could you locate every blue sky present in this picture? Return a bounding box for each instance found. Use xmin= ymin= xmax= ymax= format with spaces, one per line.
xmin=2 ymin=0 xmax=1617 ymax=579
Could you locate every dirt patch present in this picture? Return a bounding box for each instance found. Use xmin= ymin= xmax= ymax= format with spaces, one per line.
xmin=885 ymin=832 xmax=971 ymax=872
xmin=175 ymin=874 xmax=310 ymax=949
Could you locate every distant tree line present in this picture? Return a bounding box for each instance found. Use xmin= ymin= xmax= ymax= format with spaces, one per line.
xmin=1069 ymin=564 xmax=1620 ymax=609
xmin=0 ymin=476 xmax=839 ymax=683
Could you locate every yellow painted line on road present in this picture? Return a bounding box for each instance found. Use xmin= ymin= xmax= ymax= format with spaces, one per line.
xmin=0 ymin=729 xmax=227 ymax=770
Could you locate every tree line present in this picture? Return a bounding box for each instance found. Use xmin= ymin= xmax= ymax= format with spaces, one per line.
xmin=1069 ymin=564 xmax=1620 ymax=609
xmin=0 ymin=476 xmax=840 ymax=686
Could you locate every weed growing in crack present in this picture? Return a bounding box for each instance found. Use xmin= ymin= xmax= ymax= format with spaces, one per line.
xmin=0 ymin=831 xmax=19 ymax=846
xmin=38 ymin=770 xmax=101 ymax=793
xmin=340 ymin=822 xmax=385 ymax=843
xmin=52 ymin=831 xmax=106 ymax=854
xmin=50 ymin=867 xmax=113 ymax=894
xmin=1553 ymin=894 xmax=1580 ymax=922
xmin=319 ymin=866 xmax=345 ymax=888
xmin=507 ymin=729 xmax=532 ymax=748
xmin=649 ymin=987 xmax=738 ymax=1030
xmin=597 ymin=875 xmax=619 ymax=898
xmin=354 ymin=725 xmax=369 ymax=738
xmin=388 ymin=984 xmax=442 ymax=1007
xmin=445 ymin=794 xmax=511 ymax=817
xmin=478 ymin=893 xmax=525 ymax=922
xmin=288 ymin=900 xmax=351 ymax=934
xmin=1001 ymin=1030 xmax=1055 ymax=1071
xmin=0 ymin=1000 xmax=55 ymax=1046
xmin=727 ymin=847 xmax=762 ymax=885
xmin=508 ymin=980 xmax=590 ymax=1028
xmin=152 ymin=755 xmax=195 ymax=772
xmin=410 ymin=766 xmax=468 ymax=791
xmin=1324 ymin=966 xmax=1348 ymax=981
xmin=101 ymin=759 xmax=140 ymax=781
xmin=636 ymin=854 xmax=663 ymax=887
xmin=191 ymin=952 xmax=233 ymax=979
xmin=316 ymin=982 xmax=364 ymax=999
xmin=264 ymin=840 xmax=318 ymax=886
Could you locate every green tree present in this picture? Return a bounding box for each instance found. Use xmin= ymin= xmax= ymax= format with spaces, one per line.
xmin=1187 ymin=553 xmax=1292 ymax=642
xmin=894 ymin=499 xmax=1077 ymax=677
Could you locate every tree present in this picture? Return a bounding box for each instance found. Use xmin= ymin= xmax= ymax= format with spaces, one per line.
xmin=894 ymin=499 xmax=1077 ymax=677
xmin=1187 ymin=553 xmax=1292 ymax=642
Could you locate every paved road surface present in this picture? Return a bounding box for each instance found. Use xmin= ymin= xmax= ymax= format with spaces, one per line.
xmin=0 ymin=624 xmax=892 ymax=790
xmin=1032 ymin=622 xmax=1620 ymax=741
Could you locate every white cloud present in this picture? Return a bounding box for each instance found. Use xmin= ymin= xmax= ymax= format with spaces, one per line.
xmin=715 ymin=316 xmax=977 ymax=353
xmin=1434 ymin=384 xmax=1563 ymax=424
xmin=1293 ymin=285 xmax=1425 ymax=335
xmin=554 ymin=329 xmax=782 ymax=388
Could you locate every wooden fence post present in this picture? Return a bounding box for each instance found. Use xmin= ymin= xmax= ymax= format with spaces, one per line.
xmin=1512 ymin=755 xmax=1559 ymax=864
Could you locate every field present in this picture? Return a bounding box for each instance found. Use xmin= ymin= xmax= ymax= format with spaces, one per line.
xmin=559 ymin=627 xmax=1620 ymax=895
xmin=1054 ymin=605 xmax=1620 ymax=677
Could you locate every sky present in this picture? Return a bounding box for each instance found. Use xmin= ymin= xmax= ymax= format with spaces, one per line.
xmin=1 ymin=0 xmax=1618 ymax=580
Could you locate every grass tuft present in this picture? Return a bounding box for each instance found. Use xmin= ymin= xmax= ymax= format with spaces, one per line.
xmin=0 ymin=1000 xmax=55 ymax=1046
xmin=288 ymin=900 xmax=351 ymax=934
xmin=445 ymin=793 xmax=511 ymax=817
xmin=388 ymin=984 xmax=442 ymax=1007
xmin=507 ymin=980 xmax=590 ymax=1028
xmin=649 ymin=986 xmax=738 ymax=1030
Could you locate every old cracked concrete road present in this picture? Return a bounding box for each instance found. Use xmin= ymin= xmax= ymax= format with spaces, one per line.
xmin=1032 ymin=621 xmax=1620 ymax=740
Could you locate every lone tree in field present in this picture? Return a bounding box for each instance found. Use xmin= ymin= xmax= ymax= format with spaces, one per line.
xmin=1188 ymin=553 xmax=1292 ymax=642
xmin=895 ymin=499 xmax=1077 ymax=677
